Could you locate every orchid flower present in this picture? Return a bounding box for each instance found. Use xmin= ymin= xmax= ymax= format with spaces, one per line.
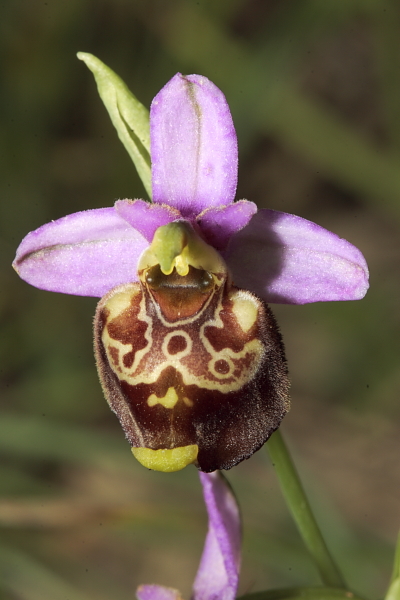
xmin=136 ymin=471 xmax=241 ymax=600
xmin=12 ymin=56 xmax=369 ymax=474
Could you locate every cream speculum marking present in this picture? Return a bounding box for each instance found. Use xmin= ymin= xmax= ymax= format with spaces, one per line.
xmin=94 ymin=221 xmax=290 ymax=473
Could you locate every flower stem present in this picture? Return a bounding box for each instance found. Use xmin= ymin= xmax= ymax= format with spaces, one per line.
xmin=266 ymin=430 xmax=346 ymax=588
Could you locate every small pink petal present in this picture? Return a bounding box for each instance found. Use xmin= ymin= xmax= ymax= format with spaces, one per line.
xmin=115 ymin=199 xmax=181 ymax=243
xmin=192 ymin=472 xmax=241 ymax=600
xmin=224 ymin=209 xmax=369 ymax=304
xmin=151 ymin=74 xmax=238 ymax=217
xmin=13 ymin=208 xmax=148 ymax=297
xmin=197 ymin=200 xmax=257 ymax=250
xmin=137 ymin=585 xmax=183 ymax=600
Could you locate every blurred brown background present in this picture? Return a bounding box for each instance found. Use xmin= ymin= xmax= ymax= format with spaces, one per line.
xmin=1 ymin=1 xmax=399 ymax=599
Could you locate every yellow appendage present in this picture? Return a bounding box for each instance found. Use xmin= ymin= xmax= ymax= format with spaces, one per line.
xmin=231 ymin=291 xmax=258 ymax=332
xmin=138 ymin=221 xmax=226 ymax=278
xmin=132 ymin=445 xmax=199 ymax=472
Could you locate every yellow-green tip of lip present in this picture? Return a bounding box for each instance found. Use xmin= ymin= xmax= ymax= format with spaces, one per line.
xmin=132 ymin=445 xmax=199 ymax=472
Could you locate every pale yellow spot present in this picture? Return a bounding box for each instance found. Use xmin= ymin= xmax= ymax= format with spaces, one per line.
xmin=132 ymin=445 xmax=198 ymax=472
xmin=183 ymin=397 xmax=194 ymax=407
xmin=147 ymin=387 xmax=179 ymax=409
xmin=231 ymin=294 xmax=258 ymax=333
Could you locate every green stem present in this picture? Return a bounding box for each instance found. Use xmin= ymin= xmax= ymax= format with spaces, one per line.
xmin=266 ymin=430 xmax=346 ymax=589
xmin=239 ymin=587 xmax=368 ymax=600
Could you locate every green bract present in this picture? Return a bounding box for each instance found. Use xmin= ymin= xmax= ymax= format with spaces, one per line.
xmin=77 ymin=52 xmax=152 ymax=197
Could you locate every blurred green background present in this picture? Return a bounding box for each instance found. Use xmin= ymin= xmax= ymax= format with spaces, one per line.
xmin=1 ymin=1 xmax=400 ymax=598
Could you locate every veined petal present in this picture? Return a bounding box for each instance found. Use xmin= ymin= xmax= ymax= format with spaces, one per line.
xmin=197 ymin=200 xmax=257 ymax=250
xmin=13 ymin=208 xmax=148 ymax=297
xmin=192 ymin=472 xmax=241 ymax=600
xmin=137 ymin=586 xmax=183 ymax=600
xmin=224 ymin=209 xmax=369 ymax=305
xmin=115 ymin=199 xmax=181 ymax=243
xmin=151 ymin=74 xmax=238 ymax=217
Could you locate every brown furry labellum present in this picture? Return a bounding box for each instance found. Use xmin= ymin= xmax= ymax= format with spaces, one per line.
xmin=94 ymin=222 xmax=290 ymax=473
